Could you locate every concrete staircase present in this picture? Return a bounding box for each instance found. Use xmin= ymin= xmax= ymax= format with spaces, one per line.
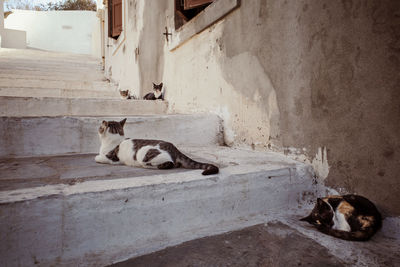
xmin=0 ymin=49 xmax=321 ymax=266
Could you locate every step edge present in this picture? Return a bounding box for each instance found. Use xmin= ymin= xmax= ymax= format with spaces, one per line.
xmin=0 ymin=163 xmax=307 ymax=204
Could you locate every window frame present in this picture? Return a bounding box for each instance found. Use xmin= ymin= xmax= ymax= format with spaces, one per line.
xmin=106 ymin=0 xmax=126 ymax=56
xmin=108 ymin=0 xmax=123 ymax=39
xmin=184 ymin=0 xmax=214 ymax=10
xmin=169 ymin=0 xmax=241 ymax=51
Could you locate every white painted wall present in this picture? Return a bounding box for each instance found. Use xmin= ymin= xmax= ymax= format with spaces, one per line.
xmin=0 ymin=28 xmax=27 ymax=48
xmin=4 ymin=10 xmax=100 ymax=55
xmin=91 ymin=10 xmax=102 ymax=58
xmin=0 ymin=0 xmax=4 ymax=30
xmin=0 ymin=0 xmax=27 ymax=49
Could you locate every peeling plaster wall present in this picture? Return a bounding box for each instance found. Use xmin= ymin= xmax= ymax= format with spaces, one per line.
xmin=103 ymin=0 xmax=399 ymax=215
xmin=161 ymin=0 xmax=400 ymax=216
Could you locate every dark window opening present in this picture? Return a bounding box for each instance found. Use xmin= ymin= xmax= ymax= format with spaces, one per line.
xmin=175 ymin=0 xmax=214 ymax=30
xmin=108 ymin=0 xmax=123 ymax=39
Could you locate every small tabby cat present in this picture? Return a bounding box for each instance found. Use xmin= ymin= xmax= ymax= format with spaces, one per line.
xmin=300 ymin=195 xmax=382 ymax=241
xmin=95 ymin=119 xmax=219 ymax=175
xmin=143 ymin=82 xmax=163 ymax=100
xmin=119 ymin=90 xmax=137 ymax=100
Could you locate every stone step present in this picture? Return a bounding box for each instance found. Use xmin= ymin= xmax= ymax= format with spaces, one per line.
xmin=0 ymin=77 xmax=116 ymax=91
xmin=0 ymin=48 xmax=105 ymax=81
xmin=0 ymin=54 xmax=102 ymax=70
xmin=0 ymin=97 xmax=168 ymax=117
xmin=0 ymin=114 xmax=223 ymax=157
xmin=0 ymin=87 xmax=119 ymax=99
xmin=0 ymin=56 xmax=100 ymax=66
xmin=0 ymin=48 xmax=100 ymax=64
xmin=0 ymin=64 xmax=104 ymax=75
xmin=0 ymin=69 xmax=106 ymax=81
xmin=0 ymin=56 xmax=101 ymax=65
xmin=0 ymin=147 xmax=317 ymax=266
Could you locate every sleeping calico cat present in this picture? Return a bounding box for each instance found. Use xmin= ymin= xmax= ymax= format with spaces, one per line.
xmin=300 ymin=195 xmax=382 ymax=241
xmin=95 ymin=119 xmax=219 ymax=175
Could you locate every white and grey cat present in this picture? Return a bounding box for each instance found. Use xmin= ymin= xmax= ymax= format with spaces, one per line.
xmin=300 ymin=195 xmax=382 ymax=241
xmin=143 ymin=82 xmax=163 ymax=100
xmin=95 ymin=119 xmax=219 ymax=175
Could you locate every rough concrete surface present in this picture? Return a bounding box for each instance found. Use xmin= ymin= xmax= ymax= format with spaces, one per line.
xmin=0 ymin=145 xmax=228 ymax=191
xmin=110 ymin=222 xmax=346 ymax=267
xmin=110 ymin=221 xmax=400 ymax=267
xmin=0 ymin=97 xmax=168 ymax=117
xmin=0 ymin=77 xmax=116 ymax=91
xmin=0 ymin=153 xmax=188 ymax=191
xmin=0 ymin=48 xmax=103 ymax=79
xmin=0 ymin=86 xmax=119 ymax=99
xmin=0 ymin=146 xmax=310 ymax=201
xmin=0 ymin=147 xmax=318 ymax=266
xmin=0 ymin=48 xmax=167 ymax=117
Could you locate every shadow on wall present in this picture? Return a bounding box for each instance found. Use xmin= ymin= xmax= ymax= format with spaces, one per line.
xmin=217 ymin=0 xmax=400 ymax=216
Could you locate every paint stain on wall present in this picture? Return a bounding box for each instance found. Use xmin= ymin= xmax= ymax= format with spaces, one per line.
xmin=312 ymin=147 xmax=330 ymax=180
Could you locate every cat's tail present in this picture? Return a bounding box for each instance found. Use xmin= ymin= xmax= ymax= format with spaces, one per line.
xmin=317 ymin=226 xmax=378 ymax=242
xmin=176 ymin=152 xmax=219 ymax=175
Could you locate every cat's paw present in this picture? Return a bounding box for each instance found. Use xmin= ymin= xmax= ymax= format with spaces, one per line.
xmin=95 ymin=155 xmax=104 ymax=163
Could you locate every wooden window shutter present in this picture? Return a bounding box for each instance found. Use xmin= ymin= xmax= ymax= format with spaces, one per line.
xmin=183 ymin=0 xmax=214 ymax=10
xmin=111 ymin=0 xmax=122 ymax=37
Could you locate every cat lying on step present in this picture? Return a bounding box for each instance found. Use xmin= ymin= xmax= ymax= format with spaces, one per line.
xmin=95 ymin=119 xmax=219 ymax=175
xmin=300 ymin=195 xmax=382 ymax=241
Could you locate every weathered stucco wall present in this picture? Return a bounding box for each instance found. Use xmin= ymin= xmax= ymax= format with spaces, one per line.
xmin=251 ymin=0 xmax=400 ymax=216
xmin=162 ymin=0 xmax=400 ymax=215
xmin=103 ymin=0 xmax=399 ymax=215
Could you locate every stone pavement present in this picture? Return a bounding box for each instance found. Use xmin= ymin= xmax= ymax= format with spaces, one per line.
xmin=110 ymin=221 xmax=400 ymax=267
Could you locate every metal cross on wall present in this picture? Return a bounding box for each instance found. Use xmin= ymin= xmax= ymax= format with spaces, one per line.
xmin=163 ymin=27 xmax=172 ymax=42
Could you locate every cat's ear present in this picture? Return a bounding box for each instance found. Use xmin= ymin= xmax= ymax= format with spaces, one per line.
xmin=120 ymin=118 xmax=127 ymax=127
xmin=102 ymin=120 xmax=108 ymax=126
xmin=153 ymin=82 xmax=156 ymax=87
xmin=159 ymin=82 xmax=163 ymax=87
